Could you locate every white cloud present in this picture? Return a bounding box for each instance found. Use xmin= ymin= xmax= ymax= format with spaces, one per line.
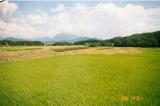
xmin=50 ymin=4 xmax=65 ymax=13
xmin=0 ymin=20 xmax=39 ymax=38
xmin=0 ymin=0 xmax=18 ymax=15
xmin=27 ymin=14 xmax=48 ymax=26
xmin=0 ymin=2 xmax=160 ymax=39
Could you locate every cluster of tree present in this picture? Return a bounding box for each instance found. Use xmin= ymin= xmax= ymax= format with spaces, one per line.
xmin=51 ymin=42 xmax=73 ymax=46
xmin=105 ymin=31 xmax=160 ymax=47
xmin=74 ymin=31 xmax=160 ymax=47
xmin=0 ymin=40 xmax=44 ymax=46
xmin=74 ymin=39 xmax=114 ymax=47
xmin=74 ymin=39 xmax=102 ymax=45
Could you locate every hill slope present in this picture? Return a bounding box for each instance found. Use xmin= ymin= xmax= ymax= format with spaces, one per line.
xmin=105 ymin=31 xmax=160 ymax=47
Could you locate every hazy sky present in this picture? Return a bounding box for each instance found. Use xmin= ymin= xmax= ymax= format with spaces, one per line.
xmin=0 ymin=0 xmax=160 ymax=39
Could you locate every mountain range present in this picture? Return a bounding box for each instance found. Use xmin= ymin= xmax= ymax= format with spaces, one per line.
xmin=1 ymin=31 xmax=160 ymax=47
xmin=1 ymin=37 xmax=25 ymax=41
xmin=0 ymin=33 xmax=97 ymax=43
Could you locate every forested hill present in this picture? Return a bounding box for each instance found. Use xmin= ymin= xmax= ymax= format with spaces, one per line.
xmin=106 ymin=31 xmax=160 ymax=47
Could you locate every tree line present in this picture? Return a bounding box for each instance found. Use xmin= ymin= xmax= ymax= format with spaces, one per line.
xmin=0 ymin=40 xmax=44 ymax=46
xmin=74 ymin=31 xmax=160 ymax=47
xmin=74 ymin=39 xmax=114 ymax=47
xmin=1 ymin=31 xmax=159 ymax=47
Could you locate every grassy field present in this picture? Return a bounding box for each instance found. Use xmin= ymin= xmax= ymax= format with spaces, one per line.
xmin=0 ymin=47 xmax=160 ymax=106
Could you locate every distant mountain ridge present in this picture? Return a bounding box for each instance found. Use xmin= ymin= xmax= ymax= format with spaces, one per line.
xmin=2 ymin=37 xmax=25 ymax=41
xmin=0 ymin=33 xmax=98 ymax=44
xmin=52 ymin=33 xmax=77 ymax=42
xmin=49 ymin=33 xmax=92 ymax=43
xmin=37 ymin=33 xmax=95 ymax=44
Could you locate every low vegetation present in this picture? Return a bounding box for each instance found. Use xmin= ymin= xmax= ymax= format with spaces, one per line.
xmin=51 ymin=42 xmax=74 ymax=46
xmin=52 ymin=46 xmax=88 ymax=52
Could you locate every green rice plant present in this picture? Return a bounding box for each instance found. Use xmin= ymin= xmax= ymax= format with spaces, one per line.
xmin=0 ymin=48 xmax=159 ymax=106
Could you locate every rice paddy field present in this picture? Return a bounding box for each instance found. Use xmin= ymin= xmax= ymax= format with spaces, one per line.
xmin=0 ymin=46 xmax=160 ymax=106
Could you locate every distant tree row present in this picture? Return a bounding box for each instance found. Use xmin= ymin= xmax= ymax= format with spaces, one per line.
xmin=1 ymin=31 xmax=159 ymax=47
xmin=105 ymin=31 xmax=160 ymax=47
xmin=74 ymin=39 xmax=102 ymax=45
xmin=0 ymin=40 xmax=44 ymax=46
xmin=74 ymin=31 xmax=160 ymax=47
xmin=74 ymin=39 xmax=114 ymax=47
xmin=51 ymin=42 xmax=73 ymax=46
